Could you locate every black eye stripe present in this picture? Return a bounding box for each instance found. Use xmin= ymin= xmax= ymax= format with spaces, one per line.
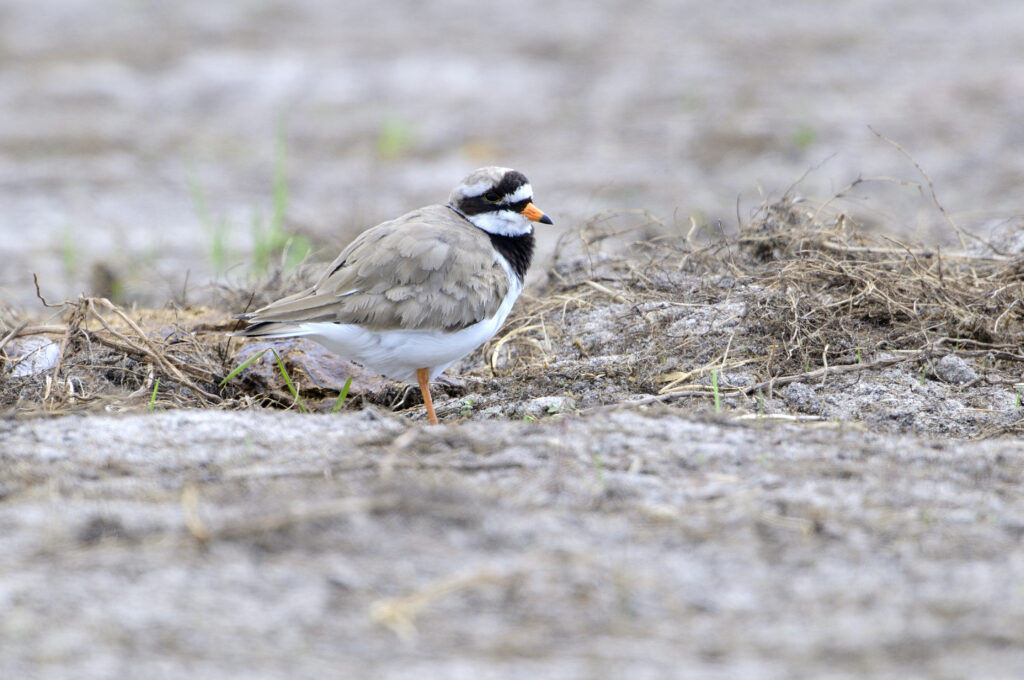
xmin=457 ymin=196 xmax=532 ymax=216
xmin=455 ymin=196 xmax=490 ymax=216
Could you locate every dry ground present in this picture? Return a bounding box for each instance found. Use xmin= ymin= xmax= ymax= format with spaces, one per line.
xmin=3 ymin=409 xmax=1023 ymax=679
xmin=3 ymin=200 xmax=1024 ymax=678
xmin=4 ymin=2 xmax=1024 ymax=677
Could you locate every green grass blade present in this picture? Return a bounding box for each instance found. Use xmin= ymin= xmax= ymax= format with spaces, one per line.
xmin=220 ymin=349 xmax=268 ymax=387
xmin=187 ymin=167 xmax=229 ymax=273
xmin=149 ymin=377 xmax=160 ymax=412
xmin=331 ymin=376 xmax=353 ymax=414
xmin=273 ymin=349 xmax=307 ymax=413
xmin=712 ymin=368 xmax=720 ymax=413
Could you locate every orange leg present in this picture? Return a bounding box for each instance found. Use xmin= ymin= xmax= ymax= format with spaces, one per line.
xmin=416 ymin=367 xmax=439 ymax=425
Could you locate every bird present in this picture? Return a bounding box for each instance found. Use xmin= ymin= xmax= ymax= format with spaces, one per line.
xmin=234 ymin=167 xmax=552 ymax=425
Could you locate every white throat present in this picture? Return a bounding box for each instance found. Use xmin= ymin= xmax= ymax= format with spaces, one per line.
xmin=463 ymin=209 xmax=535 ymax=237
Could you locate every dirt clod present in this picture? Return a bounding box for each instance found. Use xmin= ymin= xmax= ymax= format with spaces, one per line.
xmin=934 ymin=354 xmax=978 ymax=384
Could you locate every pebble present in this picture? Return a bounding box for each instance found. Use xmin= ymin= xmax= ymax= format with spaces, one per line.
xmin=934 ymin=355 xmax=977 ymax=385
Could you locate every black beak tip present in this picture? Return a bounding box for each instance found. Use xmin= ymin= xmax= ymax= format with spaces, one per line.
xmin=539 ymin=214 xmax=553 ymax=225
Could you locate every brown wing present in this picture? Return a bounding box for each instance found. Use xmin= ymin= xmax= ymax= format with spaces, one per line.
xmin=241 ymin=205 xmax=510 ymax=332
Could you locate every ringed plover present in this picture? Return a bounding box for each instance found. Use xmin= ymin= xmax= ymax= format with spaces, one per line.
xmin=235 ymin=167 xmax=552 ymax=424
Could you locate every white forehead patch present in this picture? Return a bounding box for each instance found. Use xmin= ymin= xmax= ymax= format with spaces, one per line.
xmin=504 ymin=183 xmax=533 ymax=204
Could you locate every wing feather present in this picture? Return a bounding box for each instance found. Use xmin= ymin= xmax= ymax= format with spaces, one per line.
xmin=240 ymin=205 xmax=510 ymax=332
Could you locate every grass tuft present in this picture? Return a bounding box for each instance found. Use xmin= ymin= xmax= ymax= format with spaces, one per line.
xmin=61 ymin=225 xmax=78 ymax=280
xmin=376 ymin=118 xmax=416 ymax=160
xmin=249 ymin=124 xmax=312 ymax=273
xmin=187 ymin=169 xmax=230 ymax=274
xmin=188 ymin=122 xmax=311 ymax=277
xmin=792 ymin=124 xmax=818 ymax=150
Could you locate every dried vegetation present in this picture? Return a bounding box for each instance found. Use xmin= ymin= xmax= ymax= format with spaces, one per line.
xmin=3 ymin=191 xmax=1024 ymax=435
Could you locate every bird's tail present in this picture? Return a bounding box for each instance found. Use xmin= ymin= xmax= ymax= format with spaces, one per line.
xmin=232 ymin=320 xmax=315 ymax=339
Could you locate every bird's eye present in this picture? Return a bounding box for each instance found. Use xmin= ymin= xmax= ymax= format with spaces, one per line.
xmin=484 ymin=191 xmax=501 ymax=203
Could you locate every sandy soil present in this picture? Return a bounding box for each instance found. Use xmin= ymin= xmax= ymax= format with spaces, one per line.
xmin=3 ymin=410 xmax=1024 ymax=679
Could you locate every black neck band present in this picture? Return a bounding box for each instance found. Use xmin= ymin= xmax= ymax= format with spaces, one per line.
xmin=487 ymin=232 xmax=534 ymax=281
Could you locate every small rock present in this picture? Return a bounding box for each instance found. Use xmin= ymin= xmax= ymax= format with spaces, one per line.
xmin=781 ymin=382 xmax=822 ymax=413
xmin=514 ymin=396 xmax=578 ymax=419
xmin=934 ymin=355 xmax=977 ymax=385
xmin=7 ymin=337 xmax=61 ymax=377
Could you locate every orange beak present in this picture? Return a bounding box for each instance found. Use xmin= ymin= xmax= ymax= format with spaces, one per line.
xmin=521 ymin=202 xmax=553 ymax=224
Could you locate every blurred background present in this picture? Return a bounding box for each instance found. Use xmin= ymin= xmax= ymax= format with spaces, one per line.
xmin=2 ymin=0 xmax=1023 ymax=307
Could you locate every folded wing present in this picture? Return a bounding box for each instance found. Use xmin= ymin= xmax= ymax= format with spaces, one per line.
xmin=239 ymin=205 xmax=510 ymax=334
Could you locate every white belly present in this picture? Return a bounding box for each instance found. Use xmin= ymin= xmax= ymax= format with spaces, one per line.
xmin=274 ymin=277 xmax=522 ymax=384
